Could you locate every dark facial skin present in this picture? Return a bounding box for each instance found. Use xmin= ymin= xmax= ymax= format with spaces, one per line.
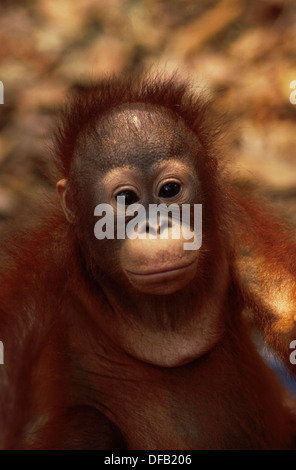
xmin=57 ymin=104 xmax=228 ymax=366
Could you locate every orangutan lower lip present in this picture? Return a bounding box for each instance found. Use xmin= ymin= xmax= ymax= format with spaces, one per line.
xmin=126 ymin=259 xmax=197 ymax=279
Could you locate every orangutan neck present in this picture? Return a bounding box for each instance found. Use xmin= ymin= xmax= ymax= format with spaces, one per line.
xmin=68 ymin=256 xmax=231 ymax=366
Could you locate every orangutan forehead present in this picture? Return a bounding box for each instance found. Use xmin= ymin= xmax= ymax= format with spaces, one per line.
xmin=96 ymin=103 xmax=185 ymax=143
xmin=73 ymin=104 xmax=199 ymax=172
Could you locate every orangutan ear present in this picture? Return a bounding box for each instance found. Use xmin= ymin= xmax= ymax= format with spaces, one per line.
xmin=56 ymin=179 xmax=76 ymax=224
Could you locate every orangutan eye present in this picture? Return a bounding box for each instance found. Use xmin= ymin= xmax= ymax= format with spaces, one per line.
xmin=158 ymin=182 xmax=181 ymax=198
xmin=116 ymin=190 xmax=139 ymax=206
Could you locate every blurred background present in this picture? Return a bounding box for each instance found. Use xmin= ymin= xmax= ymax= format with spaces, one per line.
xmin=0 ymin=0 xmax=296 ymax=390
